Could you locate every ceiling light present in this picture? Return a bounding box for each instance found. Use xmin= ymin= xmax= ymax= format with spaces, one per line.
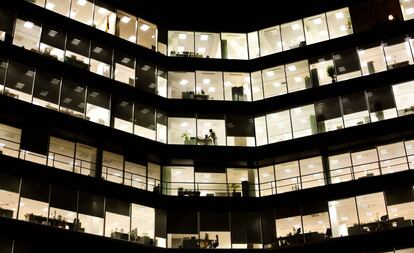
xmin=335 ymin=12 xmax=344 ymax=19
xmin=119 ymin=101 xmax=129 ymax=107
xmin=406 ymin=144 xmax=413 ymax=150
xmin=90 ymin=91 xmax=99 ymax=97
xmin=197 ymin=47 xmax=205 ymax=53
xmin=291 ymin=23 xmax=300 ymax=30
xmin=294 ymin=108 xmax=302 ymax=113
xmin=355 ymin=154 xmax=363 ymax=160
xmin=46 ymin=2 xmax=55 ymax=10
xmin=140 ymin=24 xmax=150 ymax=31
xmin=98 ymin=7 xmax=108 ymax=15
xmin=224 ymin=81 xmax=231 ymax=87
xmin=177 ymin=46 xmax=184 ymax=52
xmin=319 ymin=31 xmax=327 ymax=36
xmin=313 ymin=18 xmax=322 ymax=25
xmin=340 ymin=25 xmax=346 ymax=31
xmin=0 ymin=143 xmax=5 ymax=148
xmin=179 ymin=79 xmax=188 ymax=86
xmin=272 ymin=82 xmax=281 ymax=88
xmin=341 ymin=216 xmax=348 ymax=221
xmin=294 ymin=76 xmax=302 ymax=83
xmin=24 ymin=21 xmax=34 ymax=29
xmin=174 ymin=170 xmax=183 ymax=175
xmin=121 ymin=16 xmax=131 ymax=24
xmin=77 ymin=0 xmax=87 ymax=6
xmin=39 ymin=91 xmax=49 ymax=97
xmin=203 ymin=79 xmax=210 ymax=84
xmin=92 ymin=47 xmax=103 ymax=54
xmin=121 ymin=57 xmax=131 ymax=64
xmin=288 ymin=65 xmax=296 ymax=72
xmin=278 ymin=123 xmax=284 ymax=128
xmin=331 ymin=159 xmax=339 ymax=164
xmin=266 ymin=71 xmax=274 ymax=77
xmin=128 ymin=35 xmax=136 ymax=42
xmin=141 ymin=65 xmax=150 ymax=71
xmin=380 ymin=149 xmax=388 ymax=155
xmin=407 ymin=8 xmax=414 ymax=15
xmin=15 ymin=82 xmax=25 ymax=89
xmin=180 ymin=122 xmax=189 ymax=127
xmin=48 ymin=30 xmax=58 ymax=37
xmin=178 ymin=33 xmax=187 ymax=40
xmin=366 ymin=212 xmax=373 ymax=216
xmin=71 ymin=38 xmax=81 ymax=45
xmin=200 ymin=34 xmax=209 ymax=41
xmin=308 ymin=164 xmax=315 ymax=169
xmin=63 ymin=98 xmax=72 ymax=104
xmin=262 ymin=173 xmax=269 ymax=178
xmin=284 ymin=168 xmax=293 ymax=174
xmin=208 ymin=87 xmax=216 ymax=93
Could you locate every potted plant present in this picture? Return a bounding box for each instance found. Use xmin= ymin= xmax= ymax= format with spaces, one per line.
xmin=229 ymin=183 xmax=241 ymax=197
xmin=181 ymin=131 xmax=190 ymax=144
xmin=326 ymin=65 xmax=336 ymax=83
xmin=304 ymin=75 xmax=311 ymax=88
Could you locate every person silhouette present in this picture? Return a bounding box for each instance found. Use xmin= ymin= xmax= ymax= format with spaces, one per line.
xmin=209 ymin=129 xmax=217 ymax=145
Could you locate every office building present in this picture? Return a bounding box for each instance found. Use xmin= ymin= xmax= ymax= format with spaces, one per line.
xmin=1 ymin=0 xmax=414 ymax=252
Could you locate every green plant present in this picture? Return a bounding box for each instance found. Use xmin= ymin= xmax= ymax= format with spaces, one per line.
xmin=230 ymin=183 xmax=240 ymax=192
xmin=346 ymin=17 xmax=352 ymax=30
xmin=326 ymin=65 xmax=336 ymax=82
xmin=181 ymin=131 xmax=190 ymax=141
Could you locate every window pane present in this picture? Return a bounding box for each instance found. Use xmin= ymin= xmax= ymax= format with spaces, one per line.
xmin=223 ymin=72 xmax=251 ymax=101
xmin=93 ymin=1 xmax=116 ymax=35
xmin=195 ymin=71 xmax=223 ymax=101
xmin=134 ymin=103 xmax=156 ymax=140
xmin=168 ymin=72 xmax=195 ymax=99
xmin=124 ymin=162 xmax=146 ymax=190
xmin=114 ymin=51 xmax=135 ymax=86
xmin=195 ymin=171 xmax=227 ymax=197
xmin=75 ymin=143 xmax=97 ymax=176
xmin=225 ymin=115 xmax=255 ymax=146
xmin=13 ymin=19 xmax=41 ymax=52
xmin=39 ymin=26 xmax=65 ymax=62
xmin=266 ymin=110 xmax=292 ymax=143
xmin=163 ymin=166 xmax=194 ymax=196
xmin=393 ymin=81 xmax=414 ymax=116
xmin=136 ymin=60 xmax=157 ymax=94
xmin=333 ymin=49 xmax=361 ymax=81
xmin=327 ymin=153 xmax=352 ymax=184
xmin=157 ymin=68 xmax=167 ymax=98
xmin=111 ymin=96 xmax=133 ymax=133
xmin=220 ymin=33 xmax=248 ymax=60
xmin=302 ymin=205 xmax=330 ymax=242
xmin=329 ymin=198 xmax=359 ymax=237
xmin=309 ymin=55 xmax=334 ymax=86
xmin=148 ymin=162 xmax=161 ymax=192
xmin=227 ymin=168 xmax=258 ymax=197
xmin=195 ymin=32 xmax=221 ymax=59
xmin=254 ymin=116 xmax=268 ymax=146
xmin=341 ymin=92 xmax=370 ymax=128
xmin=138 ymin=18 xmax=157 ymax=50
xmin=168 ymin=31 xmax=194 ymax=57
xmin=102 ymin=151 xmax=124 ymax=184
xmin=77 ymin=192 xmax=104 ymax=235
xmin=377 ymin=142 xmax=408 ymax=174
xmin=299 ymin=157 xmax=325 ymax=189
xmin=275 ymin=161 xmax=300 ymax=194
xmin=65 ymin=34 xmax=90 ymax=70
xmin=259 ymin=166 xmax=275 ymax=196
xmin=251 ymin=71 xmax=263 ymax=101
xmin=69 ymin=0 xmax=94 ymax=26
xmin=156 ymin=111 xmax=167 ymax=144
xmin=286 ymin=60 xmax=310 ymax=92
xmin=384 ymin=38 xmax=413 ymax=70
xmin=262 ymin=66 xmax=287 ymax=98
xmin=90 ymin=43 xmax=112 ymax=78
xmin=197 ymin=117 xmax=225 ymax=146
xmin=367 ymin=86 xmax=398 ymax=122
xmin=48 ymin=137 xmax=75 ymax=172
xmin=351 ymin=149 xmax=380 ymax=179
xmin=401 ymin=0 xmax=414 ymax=20
xmin=0 ymin=123 xmax=21 ymax=158
xmin=291 ymin=104 xmax=317 ymax=138
xmin=45 ymin=0 xmax=71 ymax=17
xmin=326 ymin=8 xmax=353 ymax=39
xmin=168 ymin=117 xmax=196 ymax=145
xmin=131 ymin=204 xmax=155 ymax=246
xmin=86 ymin=88 xmax=110 ymax=126
xmin=356 ymin=192 xmax=387 ymax=232
xmin=358 ymin=44 xmax=387 ymax=76
xmin=105 ymin=199 xmax=130 ymax=240
xmin=275 ymin=206 xmax=303 ymax=247
xmin=281 ymin=20 xmax=305 ymax=50
xmin=315 ymin=98 xmax=343 ymax=133
xmin=116 ymin=11 xmax=137 ymax=43
xmin=304 ymin=13 xmax=329 ymax=45
xmin=405 ymin=139 xmax=414 ymax=169
xmin=248 ymin=31 xmax=260 ymax=59
xmin=0 ymin=173 xmax=20 ymax=219
xmin=259 ymin=25 xmax=282 ymax=56
xmin=5 ymin=61 xmax=34 ymax=103
xmin=385 ymin=187 xmax=414 ymax=228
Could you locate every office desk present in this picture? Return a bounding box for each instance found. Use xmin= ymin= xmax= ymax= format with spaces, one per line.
xmin=194 ymin=94 xmax=209 ymax=100
xmin=178 ymin=188 xmax=200 ymax=197
xmin=348 ymin=217 xmax=411 ymax=235
xmin=182 ymin=238 xmax=199 ymax=248
xmin=111 ymin=231 xmax=129 ymax=240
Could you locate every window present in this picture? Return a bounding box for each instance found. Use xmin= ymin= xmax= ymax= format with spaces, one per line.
xmin=124 ymin=162 xmax=147 ymax=190
xmin=77 ymin=192 xmax=104 ymax=236
xmin=5 ymin=61 xmax=35 ymax=103
xmin=326 ymin=8 xmax=353 ymax=39
xmin=162 ymin=166 xmax=194 ymax=196
xmin=134 ymin=103 xmax=156 ymax=140
xmin=18 ymin=179 xmax=50 ymax=225
xmin=281 ymin=20 xmax=305 ymax=50
xmin=157 ymin=68 xmax=167 ymax=98
xmin=105 ymin=198 xmax=130 ymax=240
xmin=254 ymin=116 xmax=268 ymax=146
xmin=195 ymin=32 xmax=221 ymax=59
xmin=39 ymin=26 xmax=65 ymax=62
xmin=328 ymin=198 xmax=359 ymax=237
xmin=393 ymin=81 xmax=414 ymax=116
xmin=69 ymin=0 xmax=94 ymax=26
xmin=148 ymin=163 xmax=161 ymax=192
xmin=116 ymin=11 xmax=137 ymax=43
xmin=65 ymin=34 xmax=90 ymax=70
xmin=358 ymin=44 xmax=387 ymax=76
xmin=0 ymin=123 xmax=21 ymax=158
xmin=225 ymin=115 xmax=255 ymax=147
xmin=167 ymin=72 xmax=195 ymax=99
xmin=275 ymin=161 xmax=301 ymax=194
xmin=266 ymin=110 xmax=292 ymax=143
xmin=302 ymin=202 xmax=330 ymax=242
xmin=309 ymin=55 xmax=334 ymax=86
xmin=259 ymin=166 xmax=276 ymax=196
xmin=0 ymin=58 xmax=7 ymax=92
xmin=327 ymin=152 xmax=353 ymax=184
xmin=102 ymin=151 xmax=124 ymax=184
xmin=131 ymin=204 xmax=155 ymax=245
xmin=290 ymin=104 xmax=317 ymax=138
xmin=13 ymin=19 xmax=41 ymax=52
xmin=299 ymin=157 xmax=325 ymax=189
xmin=195 ymin=71 xmax=224 ymax=101
xmin=356 ymin=192 xmax=387 ymax=232
xmin=223 ymin=72 xmax=251 ymax=101
xmin=195 ymin=168 xmax=227 ymax=197
xmin=168 ymin=31 xmax=194 ymax=57
xmin=303 ymin=13 xmax=329 ymax=45
xmin=0 ymin=173 xmax=20 ymax=219
xmin=49 ymin=185 xmax=78 ymax=231
xmin=114 ymin=51 xmax=135 ymax=86
xmin=405 ymin=139 xmax=414 ymax=169
xmin=383 ymin=38 xmax=414 ymax=70
xmin=93 ymin=1 xmax=116 ymax=35
xmin=45 ymin=0 xmax=71 ymax=17
xmin=259 ymin=25 xmax=282 ymax=56
xmin=367 ymin=86 xmax=398 ymax=122
xmin=251 ymin=71 xmax=263 ymax=101
xmin=136 ymin=60 xmax=157 ymax=94
xmin=111 ymin=96 xmax=133 ymax=133
xmin=89 ymin=43 xmax=112 ymax=78
xmin=227 ymin=168 xmax=259 ymax=197
xmin=32 ymin=72 xmax=61 ymax=110
xmin=220 ymin=33 xmax=248 ymax=60
xmin=315 ymin=98 xmax=344 ymax=133
xmin=86 ymin=88 xmax=110 ymax=126
xmin=286 ymin=60 xmax=311 ymax=92
xmin=341 ymin=92 xmax=370 ymax=128
xmin=168 ymin=116 xmax=196 ymax=145
xmin=197 ymin=116 xmax=225 ymax=146
xmin=385 ymin=187 xmax=414 ymax=229
xmin=74 ymin=143 xmax=97 ymax=176
xmin=377 ymin=142 xmax=409 ymax=174
xmin=333 ymin=49 xmax=362 ymax=81
xmin=48 ymin=137 xmax=75 ymax=172
xmin=248 ymin=31 xmax=260 ymax=59
xmin=351 ymin=149 xmax=380 ymax=179
xmin=138 ymin=18 xmax=157 ymax=50
xmin=275 ymin=206 xmax=303 ymax=247
xmin=262 ymin=66 xmax=287 ymax=98
xmin=156 ymin=111 xmax=167 ymax=144
xmin=400 ymin=0 xmax=414 ymax=20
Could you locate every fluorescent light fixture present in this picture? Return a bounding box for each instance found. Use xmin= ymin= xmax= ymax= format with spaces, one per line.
xmin=340 ymin=25 xmax=346 ymax=31
xmin=200 ymin=34 xmax=209 ymax=41
xmin=406 ymin=8 xmax=414 ymax=15
xmin=307 ymin=164 xmax=315 ymax=169
xmin=386 ymin=55 xmax=392 ymax=61
xmin=208 ymin=87 xmax=216 ymax=93
xmin=380 ymin=149 xmax=388 ymax=155
xmin=180 ymin=121 xmax=189 ymax=127
xmin=77 ymin=0 xmax=87 ymax=6
xmin=284 ymin=168 xmax=292 ymax=173
xmin=46 ymin=2 xmax=55 ymax=10
xmin=293 ymin=108 xmax=302 ymax=113
xmin=39 ymin=91 xmax=49 ymax=97
xmin=291 ymin=23 xmax=300 ymax=30
xmin=177 ymin=46 xmax=184 ymax=52
xmin=92 ymin=47 xmax=103 ymax=54
xmin=48 ymin=30 xmax=58 ymax=37
xmin=15 ymin=82 xmax=25 ymax=89
xmin=204 ymin=122 xmax=212 ymax=127
xmin=98 ymin=7 xmax=108 ymax=15
xmin=366 ymin=212 xmax=373 ymax=216
xmin=313 ymin=18 xmax=322 ymax=25
xmin=197 ymin=47 xmax=205 ymax=53
xmin=272 ymin=82 xmax=281 ymax=88
xmin=202 ymin=79 xmax=210 ymax=84
xmin=24 ymin=21 xmax=34 ymax=29
xmin=294 ymin=76 xmax=302 ymax=83
xmin=341 ymin=216 xmax=348 ymax=221
xmin=262 ymin=173 xmax=269 ymax=178
xmin=140 ymin=24 xmax=150 ymax=31
xmin=71 ymin=38 xmax=81 ymax=45
xmin=128 ymin=35 xmax=136 ymax=42
xmin=179 ymin=79 xmax=188 ymax=86
xmin=224 ymin=81 xmax=231 ymax=87
xmin=121 ymin=16 xmax=131 ymax=24
xmin=355 ymin=154 xmax=363 ymax=160
xmin=335 ymin=12 xmax=344 ymax=19
xmin=141 ymin=65 xmax=150 ymax=71
xmin=288 ymin=65 xmax=296 ymax=72
xmin=178 ymin=33 xmax=187 ymax=40
xmin=266 ymin=71 xmax=274 ymax=77
xmin=121 ymin=57 xmax=131 ymax=64
xmin=90 ymin=91 xmax=99 ymax=97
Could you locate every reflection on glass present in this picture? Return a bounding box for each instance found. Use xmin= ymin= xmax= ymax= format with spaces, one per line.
xmin=168 ymin=117 xmax=196 ymax=145
xmin=221 ymin=33 xmax=248 ymax=60
xmin=266 ymin=110 xmax=292 ymax=143
xmin=13 ymin=19 xmax=41 ymax=52
xmin=168 ymin=31 xmax=194 ymax=57
xmin=326 ymin=8 xmax=353 ymax=39
xmin=223 ymin=72 xmax=251 ymax=101
xmin=275 ymin=161 xmax=300 ymax=194
xmin=116 ymin=11 xmax=137 ymax=43
xmin=329 ymin=198 xmax=359 ymax=237
xmin=304 ymin=14 xmax=329 ymax=45
xmin=262 ymin=66 xmax=287 ymax=98
xmin=259 ymin=25 xmax=282 ymax=56
xmin=281 ymin=20 xmax=305 ymax=50
xmin=195 ymin=32 xmax=221 ymax=58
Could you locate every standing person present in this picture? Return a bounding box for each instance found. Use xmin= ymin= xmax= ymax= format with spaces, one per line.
xmin=209 ymin=129 xmax=217 ymax=145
